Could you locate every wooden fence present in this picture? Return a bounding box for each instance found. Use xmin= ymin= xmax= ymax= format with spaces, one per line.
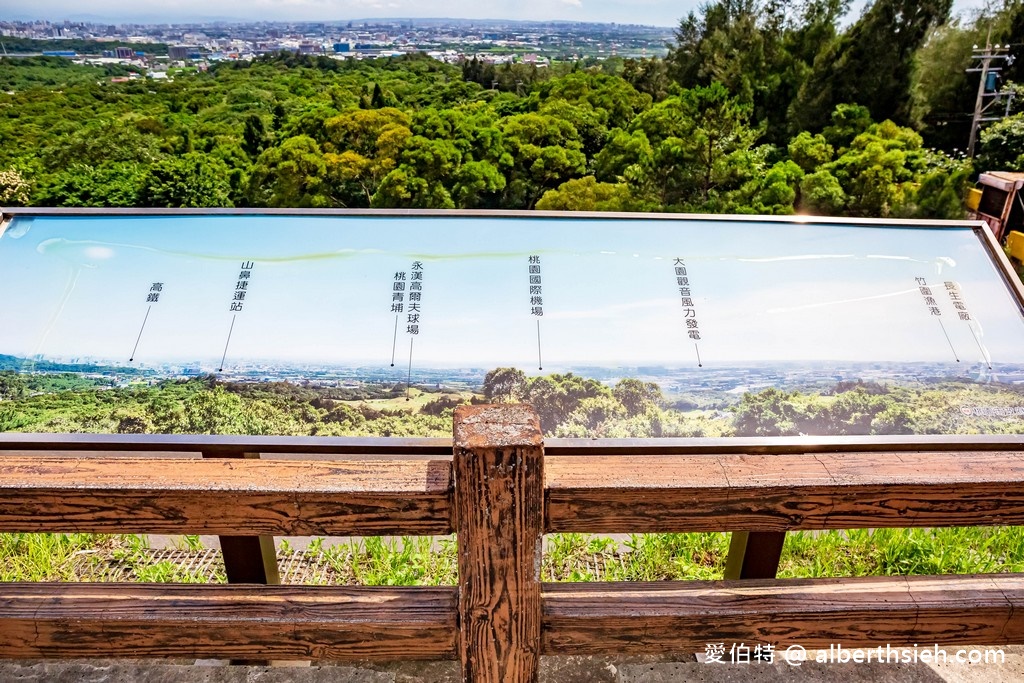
xmin=1 ymin=403 xmax=1024 ymax=681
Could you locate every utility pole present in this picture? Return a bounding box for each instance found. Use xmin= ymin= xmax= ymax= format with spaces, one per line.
xmin=966 ymin=40 xmax=1016 ymax=157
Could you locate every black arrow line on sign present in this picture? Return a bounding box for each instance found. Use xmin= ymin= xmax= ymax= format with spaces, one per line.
xmin=967 ymin=326 xmax=993 ymax=369
xmin=406 ymin=336 xmax=415 ymax=401
xmin=937 ymin=319 xmax=960 ymax=363
xmin=218 ymin=314 xmax=236 ymax=372
xmin=390 ymin=315 xmax=399 ymax=367
xmin=128 ymin=305 xmax=151 ymax=362
xmin=537 ymin=319 xmax=543 ymax=370
xmin=695 ymin=343 xmax=703 ymax=368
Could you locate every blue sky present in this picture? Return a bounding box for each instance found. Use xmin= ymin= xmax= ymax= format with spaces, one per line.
xmin=1 ymin=214 xmax=1023 ymax=372
xmin=3 ymin=0 xmax=991 ymax=29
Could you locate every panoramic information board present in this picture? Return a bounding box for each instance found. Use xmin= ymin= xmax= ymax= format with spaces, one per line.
xmin=1 ymin=211 xmax=1023 ymax=439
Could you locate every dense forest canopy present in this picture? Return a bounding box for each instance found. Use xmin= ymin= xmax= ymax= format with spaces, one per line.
xmin=4 ymin=369 xmax=1024 ymax=438
xmin=0 ymin=0 xmax=1021 ymax=216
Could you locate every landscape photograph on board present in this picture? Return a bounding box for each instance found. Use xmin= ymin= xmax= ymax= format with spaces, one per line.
xmin=2 ymin=211 xmax=1024 ymax=439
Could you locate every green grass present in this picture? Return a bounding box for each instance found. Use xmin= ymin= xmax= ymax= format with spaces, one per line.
xmin=541 ymin=528 xmax=1024 ymax=582
xmin=320 ymin=537 xmax=459 ymax=586
xmin=2 ymin=528 xmax=1023 ymax=584
xmin=542 ymin=532 xmax=730 ymax=581
xmin=778 ymin=527 xmax=1024 ymax=578
xmin=0 ymin=533 xmax=222 ymax=582
xmin=0 ymin=532 xmax=100 ymax=581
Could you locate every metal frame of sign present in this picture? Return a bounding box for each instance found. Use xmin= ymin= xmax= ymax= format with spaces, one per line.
xmin=1 ymin=207 xmax=1021 ymax=452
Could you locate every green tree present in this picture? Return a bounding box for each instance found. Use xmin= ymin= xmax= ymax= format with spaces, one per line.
xmin=0 ymin=372 xmax=26 ymax=401
xmin=726 ymin=157 xmax=803 ymax=214
xmin=561 ymin=395 xmax=627 ymax=433
xmin=628 ymin=83 xmax=759 ymax=209
xmin=247 ymin=135 xmax=328 ymax=207
xmin=39 ymin=162 xmax=145 ymax=207
xmin=792 ymin=0 xmax=953 ymax=131
xmin=910 ymin=158 xmax=972 ymax=220
xmin=799 ymin=169 xmax=847 ymax=214
xmin=592 ymin=129 xmax=652 ymax=183
xmin=787 ymin=131 xmax=834 ymax=172
xmin=668 ymin=0 xmax=849 ymax=144
xmin=612 ymin=378 xmax=663 ymax=417
xmin=823 ymin=119 xmax=924 ymax=216
xmin=733 ymin=387 xmax=802 ymax=436
xmin=41 ymin=119 xmax=160 ymax=168
xmin=371 ymin=167 xmax=455 ymax=208
xmin=536 ymin=176 xmax=639 ymax=212
xmin=501 ymin=113 xmax=587 ymax=208
xmin=180 ymin=387 xmax=245 ymax=434
xmin=242 ymin=114 xmax=271 ymax=158
xmin=451 ymin=160 xmax=507 ymax=208
xmin=978 ymin=114 xmax=1024 ymax=172
xmin=140 ymin=153 xmax=233 ymax=207
xmin=821 ymin=103 xmax=874 ymax=151
xmin=669 ymin=0 xmax=787 ymax=136
xmin=622 ymin=58 xmax=671 ymax=102
xmin=533 ymin=71 xmax=650 ymax=131
xmin=371 ymin=135 xmax=461 ymax=208
xmin=482 ymin=367 xmax=528 ymax=403
xmin=524 ymin=373 xmax=611 ymax=433
xmin=323 ymin=108 xmax=412 ymax=206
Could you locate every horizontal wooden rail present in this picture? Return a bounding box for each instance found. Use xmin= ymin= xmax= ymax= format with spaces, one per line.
xmin=0 ymin=584 xmax=457 ymax=660
xmin=4 ymin=451 xmax=1024 ymax=536
xmin=0 ymin=457 xmax=453 ymax=536
xmin=2 ymin=575 xmax=1019 ymax=660
xmin=546 ymin=452 xmax=1024 ymax=533
xmin=543 ymin=574 xmax=1024 ymax=653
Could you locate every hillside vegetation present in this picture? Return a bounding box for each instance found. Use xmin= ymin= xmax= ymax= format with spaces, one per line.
xmin=1 ymin=1 xmax=1022 ymax=214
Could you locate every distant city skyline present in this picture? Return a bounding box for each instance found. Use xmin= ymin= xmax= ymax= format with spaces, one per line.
xmin=1 ymin=0 xmax=991 ymax=30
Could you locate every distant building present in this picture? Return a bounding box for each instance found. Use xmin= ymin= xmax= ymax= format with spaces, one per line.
xmin=114 ymin=46 xmax=133 ymax=59
xmin=168 ymin=45 xmax=191 ymax=60
xmin=42 ymin=50 xmax=77 ymax=57
xmin=333 ymin=42 xmax=351 ymax=53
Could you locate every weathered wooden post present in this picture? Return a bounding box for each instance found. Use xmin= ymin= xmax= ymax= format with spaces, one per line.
xmin=453 ymin=404 xmax=544 ymax=683
xmin=201 ymin=448 xmax=281 ymax=666
xmin=723 ymin=531 xmax=786 ymax=580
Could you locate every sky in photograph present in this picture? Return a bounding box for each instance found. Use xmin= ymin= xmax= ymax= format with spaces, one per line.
xmin=2 ymin=214 xmax=1023 ymax=372
xmin=1 ymin=0 xmax=991 ymax=29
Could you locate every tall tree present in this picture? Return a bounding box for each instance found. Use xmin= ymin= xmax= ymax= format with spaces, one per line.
xmin=242 ymin=114 xmax=270 ymax=158
xmin=667 ymin=0 xmax=848 ymax=143
xmin=628 ymin=83 xmax=760 ymax=209
xmin=668 ymin=0 xmax=785 ymax=137
xmin=140 ymin=153 xmax=233 ymax=208
xmin=792 ymin=0 xmax=953 ymax=132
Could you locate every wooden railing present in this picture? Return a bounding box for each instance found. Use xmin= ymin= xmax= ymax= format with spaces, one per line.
xmin=1 ymin=404 xmax=1024 ymax=681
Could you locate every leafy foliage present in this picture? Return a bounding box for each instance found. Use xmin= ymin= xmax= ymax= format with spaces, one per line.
xmin=0 ymin=43 xmax=973 ymax=218
xmin=7 ymin=368 xmax=1024 ymax=442
xmin=792 ymin=0 xmax=953 ymax=131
